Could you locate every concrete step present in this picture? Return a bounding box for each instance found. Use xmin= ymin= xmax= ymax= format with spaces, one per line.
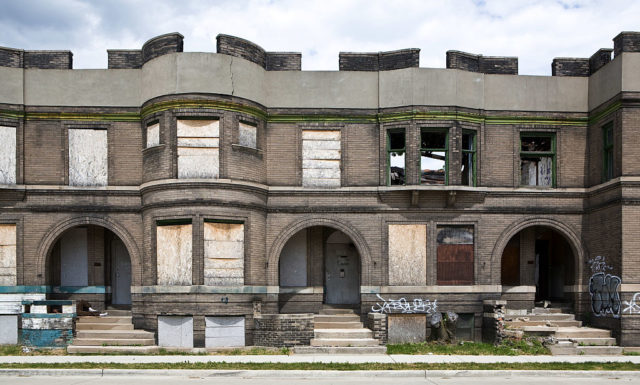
xmin=314 ymin=328 xmax=373 ymax=339
xmin=531 ymin=307 xmax=570 ymax=314
xmin=319 ymin=309 xmax=357 ymax=315
xmin=294 ymin=346 xmax=386 ymax=354
xmin=506 ymin=320 xmax=582 ymax=328
xmin=314 ymin=321 xmax=363 ymax=329
xmin=76 ymin=316 xmax=132 ymax=324
xmin=559 ymin=337 xmax=617 ymax=346
xmin=75 ymin=323 xmax=134 ymax=331
xmin=71 ymin=338 xmax=155 ymax=346
xmin=76 ymin=330 xmax=154 ymax=339
xmin=67 ymin=345 xmax=158 ymax=354
xmin=554 ymin=327 xmax=611 ymax=339
xmin=520 ymin=326 xmax=558 ymax=336
xmin=103 ymin=309 xmax=131 ymax=317
xmin=310 ymin=338 xmax=380 ymax=347
xmin=314 ymin=315 xmax=361 ymax=323
xmin=507 ymin=314 xmax=576 ymax=321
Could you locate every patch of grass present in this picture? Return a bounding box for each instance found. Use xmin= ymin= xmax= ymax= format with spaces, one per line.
xmin=387 ymin=339 xmax=550 ymax=356
xmin=0 ymin=345 xmax=66 ymax=356
xmin=1 ymin=362 xmax=639 ymax=371
xmin=624 ymin=351 xmax=640 ymax=356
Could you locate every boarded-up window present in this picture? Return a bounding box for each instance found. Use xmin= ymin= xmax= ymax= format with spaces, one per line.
xmin=177 ymin=119 xmax=219 ymax=179
xmin=60 ymin=227 xmax=88 ymax=286
xmin=388 ymin=224 xmax=426 ymax=285
xmin=146 ymin=122 xmax=160 ymax=148
xmin=238 ymin=122 xmax=257 ymax=149
xmin=69 ymin=128 xmax=108 ymax=186
xmin=205 ymin=316 xmax=245 ymax=347
xmin=158 ymin=316 xmax=193 ymax=348
xmin=437 ymin=226 xmax=474 ymax=285
xmin=204 ymin=221 xmax=244 ymax=286
xmin=0 ymin=225 xmax=17 ymax=286
xmin=156 ymin=222 xmax=192 ymax=285
xmin=0 ymin=126 xmax=16 ymax=185
xmin=302 ymin=130 xmax=340 ymax=188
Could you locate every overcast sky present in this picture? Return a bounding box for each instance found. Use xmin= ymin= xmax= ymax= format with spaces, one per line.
xmin=1 ymin=0 xmax=639 ymax=75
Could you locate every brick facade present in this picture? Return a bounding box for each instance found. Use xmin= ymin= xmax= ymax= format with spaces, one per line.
xmin=1 ymin=32 xmax=640 ymax=347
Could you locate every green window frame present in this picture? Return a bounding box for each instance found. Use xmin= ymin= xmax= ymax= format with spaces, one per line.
xmin=461 ymin=130 xmax=476 ymax=187
xmin=520 ymin=132 xmax=556 ymax=187
xmin=387 ymin=129 xmax=406 ymax=186
xmin=420 ymin=128 xmax=448 ymax=185
xmin=603 ymin=123 xmax=614 ymax=182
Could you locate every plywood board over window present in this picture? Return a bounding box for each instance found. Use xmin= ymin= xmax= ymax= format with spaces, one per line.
xmin=0 ymin=225 xmax=17 ymax=286
xmin=146 ymin=122 xmax=160 ymax=148
xmin=177 ymin=119 xmax=219 ymax=179
xmin=388 ymin=224 xmax=426 ymax=285
xmin=0 ymin=126 xmax=16 ymax=185
xmin=68 ymin=129 xmax=108 ymax=186
xmin=156 ymin=223 xmax=192 ymax=286
xmin=204 ymin=221 xmax=244 ymax=286
xmin=238 ymin=122 xmax=257 ymax=149
xmin=437 ymin=226 xmax=474 ymax=285
xmin=302 ymin=130 xmax=341 ymax=188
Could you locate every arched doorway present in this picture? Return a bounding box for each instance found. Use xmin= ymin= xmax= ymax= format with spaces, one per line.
xmin=46 ymin=225 xmax=132 ymax=307
xmin=278 ymin=226 xmax=361 ymax=309
xmin=500 ymin=225 xmax=576 ymax=303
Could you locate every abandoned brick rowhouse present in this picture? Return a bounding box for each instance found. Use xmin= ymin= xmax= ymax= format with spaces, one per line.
xmin=1 ymin=31 xmax=640 ymax=349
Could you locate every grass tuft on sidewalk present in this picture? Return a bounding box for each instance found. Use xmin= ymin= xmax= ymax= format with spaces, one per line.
xmin=387 ymin=339 xmax=550 ymax=355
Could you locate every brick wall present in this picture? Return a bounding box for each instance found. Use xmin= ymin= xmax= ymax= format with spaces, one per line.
xmin=589 ymin=49 xmax=613 ymax=74
xmin=446 ymin=51 xmax=517 ymax=75
xmin=613 ymin=31 xmax=640 ymax=57
xmin=253 ymin=313 xmax=314 ymax=347
xmin=366 ymin=312 xmax=388 ymax=344
xmin=24 ymin=51 xmax=72 ymax=69
xmin=0 ymin=47 xmax=23 ymax=68
xmin=107 ymin=50 xmax=142 ymax=69
xmin=339 ymin=49 xmax=420 ymax=71
xmin=265 ymin=53 xmax=301 ymax=71
xmin=552 ymin=58 xmax=590 ymax=77
xmin=141 ymin=33 xmax=183 ymax=65
xmin=216 ymin=34 xmax=302 ymax=71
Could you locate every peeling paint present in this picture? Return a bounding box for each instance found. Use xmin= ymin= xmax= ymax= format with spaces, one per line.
xmin=204 ymin=222 xmax=244 ymax=286
xmin=146 ymin=122 xmax=160 ymax=147
xmin=157 ymin=224 xmax=192 ymax=286
xmin=0 ymin=225 xmax=16 ymax=286
xmin=0 ymin=126 xmax=16 ymax=185
xmin=302 ymin=130 xmax=341 ymax=188
xmin=177 ymin=119 xmax=219 ymax=179
xmin=238 ymin=122 xmax=257 ymax=148
xmin=68 ymin=129 xmax=108 ymax=186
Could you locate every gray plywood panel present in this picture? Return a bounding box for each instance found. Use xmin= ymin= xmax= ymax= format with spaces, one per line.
xmin=388 ymin=224 xmax=427 ymax=286
xmin=156 ymin=224 xmax=192 ymax=286
xmin=0 ymin=126 xmax=16 ymax=185
xmin=158 ymin=316 xmax=193 ymax=348
xmin=68 ymin=129 xmax=108 ymax=186
xmin=205 ymin=316 xmax=244 ymax=347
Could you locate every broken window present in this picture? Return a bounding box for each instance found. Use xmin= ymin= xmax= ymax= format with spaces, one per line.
xmin=520 ymin=133 xmax=555 ymax=187
xmin=437 ymin=226 xmax=474 ymax=285
xmin=238 ymin=122 xmax=257 ymax=149
xmin=0 ymin=126 xmax=16 ymax=185
xmin=156 ymin=220 xmax=192 ymax=286
xmin=302 ymin=130 xmax=341 ymax=188
xmin=461 ymin=131 xmax=476 ymax=186
xmin=204 ymin=220 xmax=244 ymax=286
xmin=387 ymin=129 xmax=405 ymax=185
xmin=177 ymin=119 xmax=219 ymax=179
xmin=603 ymin=123 xmax=613 ymax=182
xmin=146 ymin=121 xmax=160 ymax=148
xmin=421 ymin=129 xmax=447 ymax=185
xmin=68 ymin=128 xmax=108 ymax=186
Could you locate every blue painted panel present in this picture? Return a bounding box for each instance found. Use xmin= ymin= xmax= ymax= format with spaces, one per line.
xmin=0 ymin=285 xmax=109 ymax=294
xmin=21 ymin=329 xmax=73 ymax=347
xmin=22 ymin=313 xmax=76 ymax=319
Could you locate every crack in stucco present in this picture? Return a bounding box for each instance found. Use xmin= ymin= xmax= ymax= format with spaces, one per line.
xmin=229 ymin=56 xmax=235 ymax=96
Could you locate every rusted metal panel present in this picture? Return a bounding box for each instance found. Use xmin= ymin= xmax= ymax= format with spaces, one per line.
xmin=437 ymin=244 xmax=474 ymax=285
xmin=238 ymin=122 xmax=257 ymax=148
xmin=0 ymin=126 xmax=16 ymax=185
xmin=68 ymin=129 xmax=108 ymax=186
xmin=0 ymin=224 xmax=16 ymax=286
xmin=156 ymin=224 xmax=192 ymax=286
xmin=388 ymin=224 xmax=427 ymax=286
xmin=177 ymin=119 xmax=219 ymax=179
xmin=146 ymin=122 xmax=160 ymax=147
xmin=204 ymin=222 xmax=244 ymax=286
xmin=302 ymin=130 xmax=341 ymax=188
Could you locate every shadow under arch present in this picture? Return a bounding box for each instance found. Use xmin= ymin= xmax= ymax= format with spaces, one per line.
xmin=491 ymin=217 xmax=586 ymax=289
xmin=267 ymin=217 xmax=372 ymax=286
xmin=36 ymin=216 xmax=142 ymax=286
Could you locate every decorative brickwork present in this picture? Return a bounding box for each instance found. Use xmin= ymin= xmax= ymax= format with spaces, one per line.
xmin=367 ymin=312 xmax=388 ymax=344
xmin=216 ymin=34 xmax=301 ymax=71
xmin=339 ymin=49 xmax=420 ymax=71
xmin=141 ymin=33 xmax=183 ymax=64
xmin=253 ymin=313 xmax=314 ymax=347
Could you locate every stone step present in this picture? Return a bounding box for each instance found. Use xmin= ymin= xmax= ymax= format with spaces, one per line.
xmin=319 ymin=309 xmax=357 ymax=315
xmin=554 ymin=327 xmax=611 ymax=339
xmin=507 ymin=314 xmax=576 ymax=321
xmin=76 ymin=330 xmax=154 ymax=339
xmin=103 ymin=309 xmax=132 ymax=317
xmin=76 ymin=316 xmax=132 ymax=324
xmin=314 ymin=321 xmax=363 ymax=329
xmin=520 ymin=326 xmax=558 ymax=336
xmin=71 ymin=338 xmax=155 ymax=346
xmin=560 ymin=337 xmax=618 ymax=346
xmin=75 ymin=323 xmax=134 ymax=331
xmin=310 ymin=338 xmax=380 ymax=347
xmin=506 ymin=320 xmax=582 ymax=328
xmin=67 ymin=345 xmax=159 ymax=354
xmin=314 ymin=315 xmax=361 ymax=323
xmin=294 ymin=346 xmax=387 ymax=354
xmin=314 ymin=328 xmax=373 ymax=339
xmin=531 ymin=307 xmax=563 ymax=314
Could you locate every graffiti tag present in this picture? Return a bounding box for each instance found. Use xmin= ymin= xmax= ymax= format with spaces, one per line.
xmin=370 ymin=294 xmax=437 ymax=314
xmin=589 ymin=271 xmax=621 ymax=318
xmin=623 ymin=293 xmax=640 ymax=314
xmin=588 ymin=255 xmax=612 ymax=274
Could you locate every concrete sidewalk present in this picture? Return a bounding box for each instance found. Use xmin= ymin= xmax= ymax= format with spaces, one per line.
xmin=0 ymin=354 xmax=640 ymax=364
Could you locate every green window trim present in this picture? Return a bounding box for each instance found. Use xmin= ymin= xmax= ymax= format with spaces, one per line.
xmin=603 ymin=123 xmax=614 ymax=182
xmin=420 ymin=128 xmax=448 ymax=185
xmin=156 ymin=218 xmax=192 ymax=226
xmin=519 ymin=132 xmax=556 ymax=188
xmin=204 ymin=218 xmax=245 ymax=225
xmin=387 ymin=128 xmax=406 ymax=186
xmin=462 ymin=130 xmax=477 ymax=187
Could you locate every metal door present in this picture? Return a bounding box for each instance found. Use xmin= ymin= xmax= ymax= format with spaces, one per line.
xmin=111 ymin=238 xmax=131 ymax=305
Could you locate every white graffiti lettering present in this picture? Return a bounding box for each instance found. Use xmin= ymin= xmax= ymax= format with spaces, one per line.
xmin=588 ymin=255 xmax=612 ymax=274
xmin=370 ymin=294 xmax=437 ymax=314
xmin=623 ymin=293 xmax=640 ymax=314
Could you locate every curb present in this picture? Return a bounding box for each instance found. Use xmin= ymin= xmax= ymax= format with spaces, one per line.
xmin=1 ymin=369 xmax=639 ymax=378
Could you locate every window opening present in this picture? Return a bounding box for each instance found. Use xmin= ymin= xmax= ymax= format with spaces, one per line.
xmin=520 ymin=133 xmax=555 ymax=187
xmin=387 ymin=129 xmax=405 ymax=185
xmin=603 ymin=123 xmax=614 ymax=182
xmin=461 ymin=131 xmax=476 ymax=186
xmin=421 ymin=129 xmax=447 ymax=185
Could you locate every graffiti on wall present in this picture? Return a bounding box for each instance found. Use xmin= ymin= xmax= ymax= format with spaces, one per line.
xmin=370 ymin=294 xmax=438 ymax=314
xmin=588 ymin=256 xmax=621 ymax=318
xmin=623 ymin=293 xmax=640 ymax=315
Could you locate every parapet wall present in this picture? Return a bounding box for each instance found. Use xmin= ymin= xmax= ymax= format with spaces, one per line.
xmin=0 ymin=47 xmax=72 ymax=69
xmin=446 ymin=51 xmax=517 ymax=75
xmin=217 ymin=34 xmax=301 ymax=71
xmin=339 ymin=49 xmax=420 ymax=71
xmin=614 ymin=31 xmax=640 ymax=57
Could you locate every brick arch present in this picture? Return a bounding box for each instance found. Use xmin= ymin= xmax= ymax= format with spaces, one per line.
xmin=36 ymin=216 xmax=142 ymax=286
xmin=491 ymin=217 xmax=586 ymax=288
xmin=267 ymin=217 xmax=372 ymax=286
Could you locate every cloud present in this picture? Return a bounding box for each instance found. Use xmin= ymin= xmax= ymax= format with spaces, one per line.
xmin=0 ymin=0 xmax=638 ymax=74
